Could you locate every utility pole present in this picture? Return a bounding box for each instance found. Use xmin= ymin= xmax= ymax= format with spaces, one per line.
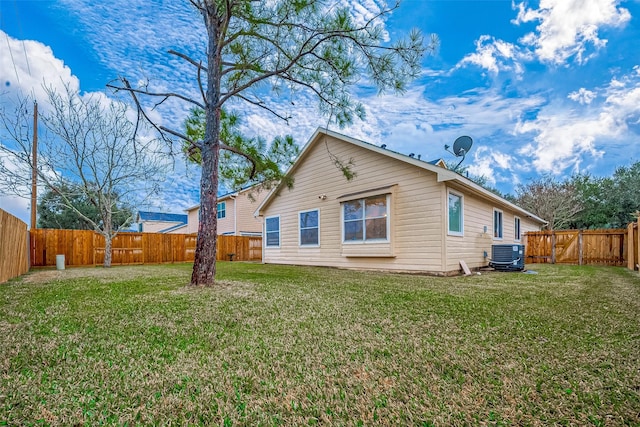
xmin=30 ymin=101 xmax=37 ymax=229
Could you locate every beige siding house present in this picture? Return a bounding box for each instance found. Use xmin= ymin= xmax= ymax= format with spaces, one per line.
xmin=136 ymin=211 xmax=187 ymax=233
xmin=184 ymin=185 xmax=267 ymax=235
xmin=256 ymin=128 xmax=545 ymax=275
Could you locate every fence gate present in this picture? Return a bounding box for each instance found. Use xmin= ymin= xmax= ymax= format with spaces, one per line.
xmin=525 ymin=228 xmax=628 ymax=266
xmin=553 ymin=230 xmax=580 ymax=264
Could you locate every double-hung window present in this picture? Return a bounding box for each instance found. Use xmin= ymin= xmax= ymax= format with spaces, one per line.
xmin=299 ymin=209 xmax=319 ymax=246
xmin=448 ymin=191 xmax=463 ymax=236
xmin=343 ymin=195 xmax=389 ymax=242
xmin=265 ymin=216 xmax=280 ymax=247
xmin=217 ymin=202 xmax=226 ymax=219
xmin=493 ymin=209 xmax=503 ymax=239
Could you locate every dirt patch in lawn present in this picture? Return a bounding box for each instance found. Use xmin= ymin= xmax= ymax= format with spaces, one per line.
xmin=20 ymin=265 xmax=191 ymax=284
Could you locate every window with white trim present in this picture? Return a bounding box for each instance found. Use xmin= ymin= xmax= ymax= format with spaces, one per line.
xmin=265 ymin=216 xmax=280 ymax=247
xmin=217 ymin=202 xmax=226 ymax=219
xmin=493 ymin=209 xmax=503 ymax=239
xmin=299 ymin=209 xmax=319 ymax=246
xmin=343 ymin=195 xmax=389 ymax=242
xmin=448 ymin=191 xmax=463 ymax=236
xmin=514 ymin=216 xmax=521 ymax=241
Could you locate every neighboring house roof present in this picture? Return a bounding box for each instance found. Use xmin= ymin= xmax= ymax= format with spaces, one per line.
xmin=159 ymin=223 xmax=188 ymax=233
xmin=137 ymin=211 xmax=188 ymax=224
xmin=184 ymin=183 xmax=264 ymax=212
xmin=428 ymin=158 xmax=447 ymax=168
xmin=256 ymin=127 xmax=546 ymax=225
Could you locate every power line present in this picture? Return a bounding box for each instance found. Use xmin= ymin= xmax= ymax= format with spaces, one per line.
xmin=4 ymin=31 xmax=21 ymax=85
xmin=12 ymin=0 xmax=31 ymax=76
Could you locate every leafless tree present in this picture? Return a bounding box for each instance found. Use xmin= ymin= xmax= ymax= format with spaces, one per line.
xmin=0 ymin=85 xmax=166 ymax=267
xmin=514 ymin=175 xmax=583 ymax=230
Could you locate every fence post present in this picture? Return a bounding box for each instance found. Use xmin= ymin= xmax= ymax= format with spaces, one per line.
xmin=578 ymin=230 xmax=583 ymax=265
xmin=637 ymin=215 xmax=640 ymax=270
xmin=551 ymin=231 xmax=556 ymax=264
xmin=628 ymin=223 xmax=634 ymax=270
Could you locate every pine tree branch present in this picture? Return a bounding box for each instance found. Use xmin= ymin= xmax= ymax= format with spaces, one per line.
xmin=219 ymin=143 xmax=257 ymax=179
xmin=168 ymin=49 xmax=207 ymax=72
xmin=107 ymin=78 xmax=205 ymax=110
xmin=235 ymin=94 xmax=292 ymax=122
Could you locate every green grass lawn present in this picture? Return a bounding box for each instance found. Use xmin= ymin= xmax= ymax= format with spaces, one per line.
xmin=1 ymin=263 xmax=639 ymax=426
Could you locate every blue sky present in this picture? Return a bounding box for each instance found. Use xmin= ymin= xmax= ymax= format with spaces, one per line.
xmin=1 ymin=0 xmax=639 ymax=224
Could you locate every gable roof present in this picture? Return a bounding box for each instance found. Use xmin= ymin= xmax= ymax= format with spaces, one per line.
xmin=137 ymin=211 xmax=188 ymax=224
xmin=159 ymin=223 xmax=188 ymax=233
xmin=428 ymin=158 xmax=447 ymax=168
xmin=256 ymin=127 xmax=546 ymax=225
xmin=185 ymin=183 xmax=263 ymax=212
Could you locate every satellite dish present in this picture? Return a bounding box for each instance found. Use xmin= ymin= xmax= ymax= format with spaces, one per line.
xmin=452 ymin=136 xmax=473 ymax=157
xmin=444 ymin=136 xmax=474 ymax=170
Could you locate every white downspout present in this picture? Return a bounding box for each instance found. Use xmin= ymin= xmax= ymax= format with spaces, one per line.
xmin=231 ymin=195 xmax=237 ymax=236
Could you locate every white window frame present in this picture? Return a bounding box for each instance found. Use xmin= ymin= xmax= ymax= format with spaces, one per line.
xmin=493 ymin=208 xmax=503 ymax=240
xmin=264 ymin=215 xmax=280 ymax=248
xmin=341 ymin=194 xmax=390 ymax=244
xmin=299 ymin=209 xmax=320 ymax=247
xmin=447 ymin=190 xmax=464 ymax=236
xmin=217 ymin=201 xmax=226 ymax=219
xmin=514 ymin=216 xmax=521 ymax=241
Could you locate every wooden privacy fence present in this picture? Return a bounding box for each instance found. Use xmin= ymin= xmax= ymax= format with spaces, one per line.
xmin=0 ymin=209 xmax=29 ymax=283
xmin=525 ymin=220 xmax=639 ymax=269
xmin=30 ymin=229 xmax=262 ymax=267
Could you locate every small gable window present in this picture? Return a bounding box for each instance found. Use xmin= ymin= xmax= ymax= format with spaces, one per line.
xmin=217 ymin=202 xmax=226 ymax=219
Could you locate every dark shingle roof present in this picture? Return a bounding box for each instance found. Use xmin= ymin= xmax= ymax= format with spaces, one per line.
xmin=137 ymin=211 xmax=187 ymax=224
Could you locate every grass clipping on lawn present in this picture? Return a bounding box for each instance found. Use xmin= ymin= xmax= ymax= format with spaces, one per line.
xmin=0 ymin=263 xmax=639 ymax=426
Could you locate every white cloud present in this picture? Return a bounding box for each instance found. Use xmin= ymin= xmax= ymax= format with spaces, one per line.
xmin=515 ymin=114 xmax=609 ymax=173
xmin=568 ymin=88 xmax=597 ymax=104
xmin=515 ymin=67 xmax=640 ymax=173
xmin=467 ymin=147 xmax=500 ymax=185
xmin=513 ymin=0 xmax=631 ymax=65
xmin=0 ymin=30 xmax=80 ymax=109
xmin=466 ymin=145 xmax=531 ymax=187
xmin=457 ymin=35 xmax=530 ymax=76
xmin=604 ymin=71 xmax=640 ymax=116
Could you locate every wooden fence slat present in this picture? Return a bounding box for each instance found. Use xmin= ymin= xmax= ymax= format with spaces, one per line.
xmin=0 ymin=209 xmax=29 ymax=283
xmin=29 ymin=230 xmax=262 ymax=267
xmin=627 ymin=223 xmax=634 ymax=270
xmin=636 ymin=218 xmax=640 ymax=270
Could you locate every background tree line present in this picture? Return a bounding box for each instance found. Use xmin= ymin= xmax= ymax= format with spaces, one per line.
xmin=450 ymin=160 xmax=639 ymax=230
xmin=508 ymin=162 xmax=640 ymax=230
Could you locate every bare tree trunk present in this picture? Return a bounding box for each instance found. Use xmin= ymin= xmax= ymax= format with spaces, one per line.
xmin=99 ymin=207 xmax=114 ymax=268
xmin=103 ymin=233 xmax=113 ymax=268
xmin=191 ymin=3 xmax=222 ymax=286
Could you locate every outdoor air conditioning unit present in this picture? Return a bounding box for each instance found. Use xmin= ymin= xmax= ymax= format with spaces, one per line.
xmin=489 ymin=244 xmax=525 ymax=271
